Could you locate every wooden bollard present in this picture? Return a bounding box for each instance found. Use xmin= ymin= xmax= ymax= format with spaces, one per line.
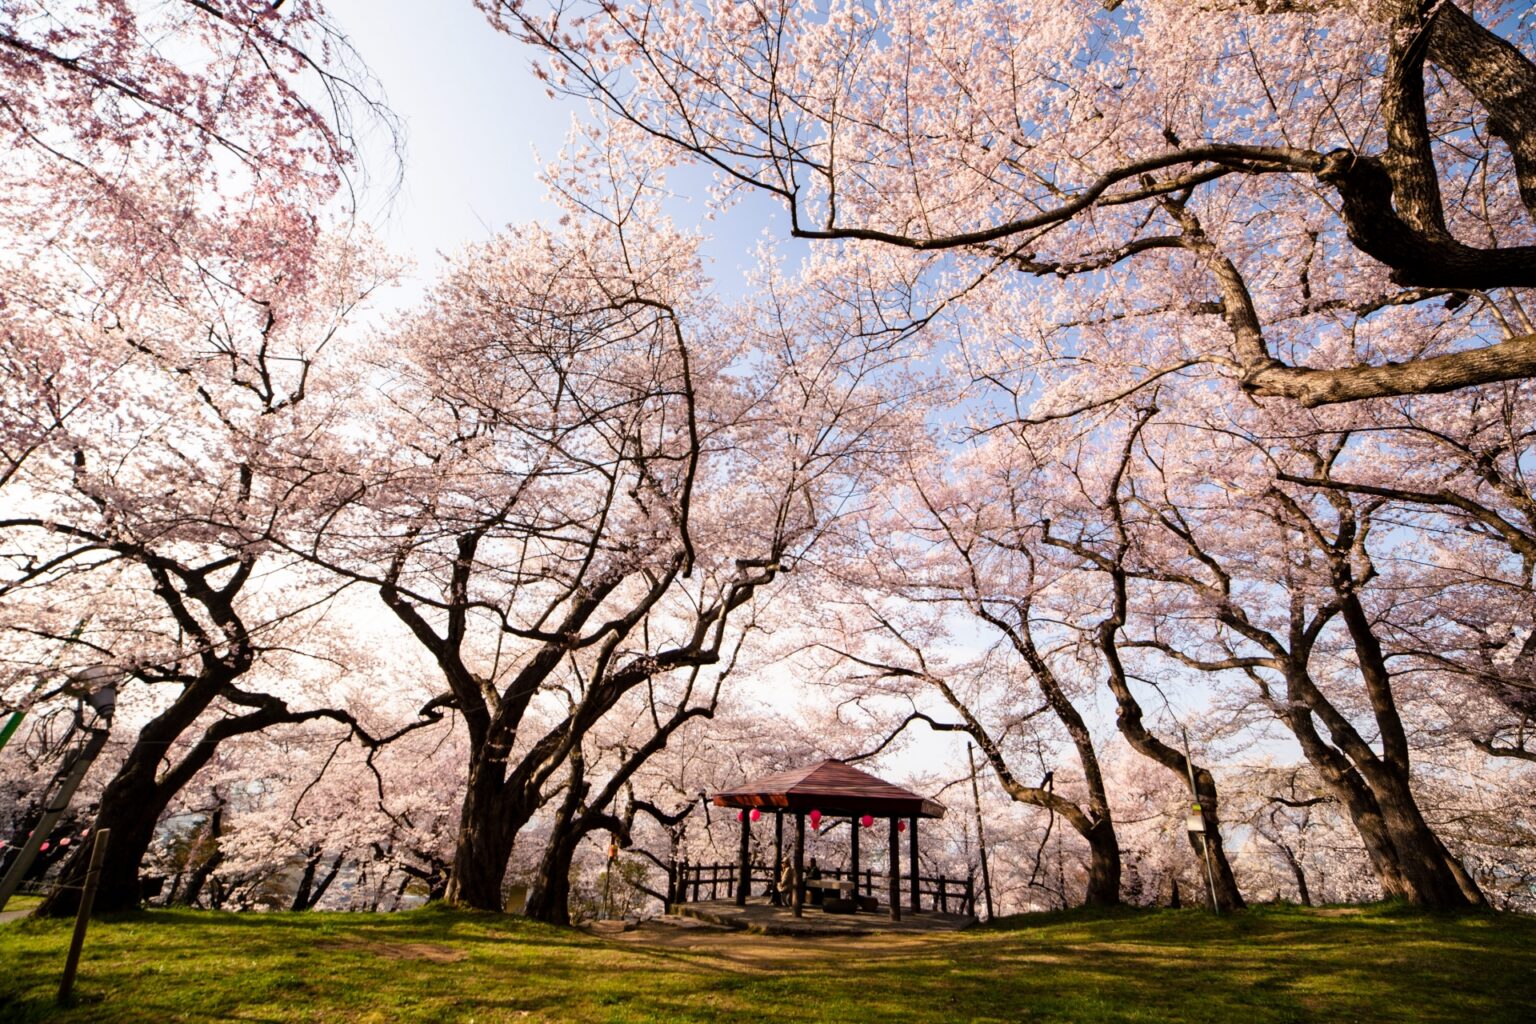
xmin=58 ymin=827 xmax=110 ymax=1006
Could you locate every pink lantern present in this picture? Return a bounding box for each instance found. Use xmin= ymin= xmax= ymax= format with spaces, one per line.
xmin=749 ymin=808 xmax=761 ymax=821
xmin=898 ymin=820 xmax=907 ymax=833
xmin=860 ymin=814 xmax=874 ymax=828
xmin=81 ymin=828 xmax=90 ymax=837
xmin=736 ymin=810 xmax=744 ymax=822
xmin=809 ymin=809 xmax=822 ymax=830
xmin=39 ymin=841 xmax=50 ymax=852
xmin=59 ymin=837 xmax=71 ymax=846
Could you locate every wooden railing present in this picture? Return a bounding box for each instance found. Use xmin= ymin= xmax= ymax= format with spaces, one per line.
xmin=672 ymin=860 xmax=975 ymax=915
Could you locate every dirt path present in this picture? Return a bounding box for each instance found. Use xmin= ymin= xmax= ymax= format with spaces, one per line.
xmin=590 ymin=920 xmax=956 ymax=972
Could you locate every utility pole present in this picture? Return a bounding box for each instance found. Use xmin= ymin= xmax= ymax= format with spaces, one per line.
xmin=966 ymin=743 xmax=995 ymax=921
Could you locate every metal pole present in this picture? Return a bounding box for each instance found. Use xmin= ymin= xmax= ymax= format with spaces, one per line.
xmin=0 ymin=711 xmax=23 ymax=754
xmin=967 ymin=743 xmax=995 ymax=921
xmin=1183 ymin=726 xmax=1221 ymax=914
xmin=57 ymin=828 xmax=110 ymax=1006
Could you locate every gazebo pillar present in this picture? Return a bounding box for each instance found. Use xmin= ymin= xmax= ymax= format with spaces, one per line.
xmin=736 ymin=811 xmax=751 ymax=906
xmin=773 ymin=812 xmax=784 ymax=904
xmin=909 ymin=815 xmax=920 ymax=912
xmin=887 ymin=818 xmax=902 ymax=921
xmin=849 ymin=815 xmax=860 ymax=893
xmin=793 ymin=812 xmax=805 ymax=918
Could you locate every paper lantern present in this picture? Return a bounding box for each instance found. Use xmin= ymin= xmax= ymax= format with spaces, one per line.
xmin=39 ymin=841 xmax=49 ymax=852
xmin=809 ymin=809 xmax=822 ymax=830
xmin=749 ymin=808 xmax=762 ymax=822
xmin=897 ymin=820 xmax=907 ymax=833
xmin=860 ymin=814 xmax=874 ymax=828
xmin=59 ymin=837 xmax=71 ymax=846
xmin=736 ymin=810 xmax=744 ymax=822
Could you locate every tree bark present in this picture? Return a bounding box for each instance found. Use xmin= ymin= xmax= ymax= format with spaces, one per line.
xmin=442 ymin=755 xmax=534 ymax=911
xmin=1082 ymin=818 xmax=1122 ymax=908
xmin=176 ymin=803 xmax=225 ymax=908
xmin=524 ymin=756 xmax=588 ymax=925
xmin=36 ymin=679 xmax=224 ymax=916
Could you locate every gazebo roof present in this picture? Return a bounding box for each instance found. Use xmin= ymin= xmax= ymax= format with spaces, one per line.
xmin=712 ymin=758 xmax=945 ymax=819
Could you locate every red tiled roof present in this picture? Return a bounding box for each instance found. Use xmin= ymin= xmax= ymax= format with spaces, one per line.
xmin=712 ymin=759 xmax=945 ymax=818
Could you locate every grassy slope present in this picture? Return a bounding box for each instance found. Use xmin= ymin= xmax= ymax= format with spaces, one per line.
xmin=0 ymin=902 xmax=1530 ymax=1023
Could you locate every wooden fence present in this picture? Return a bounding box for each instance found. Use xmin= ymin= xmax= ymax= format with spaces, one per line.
xmin=672 ymin=860 xmax=975 ymax=915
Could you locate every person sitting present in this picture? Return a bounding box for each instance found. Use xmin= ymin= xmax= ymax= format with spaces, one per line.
xmin=807 ymin=858 xmax=824 ymax=906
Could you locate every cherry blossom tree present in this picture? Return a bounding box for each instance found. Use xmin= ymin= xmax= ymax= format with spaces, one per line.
xmin=274 ymin=134 xmax=921 ymax=911
xmin=0 ymin=181 xmax=395 ymax=914
xmin=499 ymin=0 xmax=1536 ymax=405
xmin=0 ymin=0 xmax=406 ymax=915
xmin=1107 ymin=412 xmax=1489 ymax=910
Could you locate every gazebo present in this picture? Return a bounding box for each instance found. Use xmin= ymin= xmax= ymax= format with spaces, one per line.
xmin=710 ymin=758 xmax=945 ymax=921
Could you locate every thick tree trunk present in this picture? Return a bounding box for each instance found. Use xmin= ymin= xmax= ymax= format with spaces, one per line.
xmin=524 ymin=760 xmax=587 ymax=925
xmin=1368 ymin=772 xmax=1482 ymax=909
xmin=444 ymin=752 xmax=533 ymax=911
xmin=1335 ymin=586 xmax=1485 ymax=909
xmin=36 ymin=743 xmax=182 ymax=916
xmin=1283 ymin=682 xmax=1477 ymax=910
xmin=1082 ymin=818 xmax=1121 ymax=908
xmin=524 ymin=834 xmax=579 ymax=925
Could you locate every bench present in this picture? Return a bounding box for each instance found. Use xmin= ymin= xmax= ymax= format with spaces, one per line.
xmin=804 ymin=878 xmax=855 ymax=898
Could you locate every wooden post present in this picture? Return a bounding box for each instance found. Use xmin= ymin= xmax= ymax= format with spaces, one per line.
xmin=849 ymin=815 xmax=860 ymax=892
xmin=773 ymin=812 xmax=784 ymax=904
xmin=736 ymin=811 xmax=751 ymax=905
xmin=57 ymin=828 xmax=109 ymax=1006
xmin=887 ymin=818 xmax=901 ymax=922
xmin=908 ymin=816 xmax=920 ymax=912
xmin=692 ymin=865 xmax=701 ymax=903
xmin=939 ymin=875 xmax=948 ymax=913
xmin=793 ymin=812 xmax=805 ymax=918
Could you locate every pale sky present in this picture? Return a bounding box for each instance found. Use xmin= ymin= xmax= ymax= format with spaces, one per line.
xmin=319 ymin=2 xmax=789 ymax=300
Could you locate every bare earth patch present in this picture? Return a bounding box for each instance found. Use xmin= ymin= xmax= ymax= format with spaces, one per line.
xmin=593 ymin=920 xmax=952 ymax=972
xmin=321 ymin=939 xmax=467 ymax=963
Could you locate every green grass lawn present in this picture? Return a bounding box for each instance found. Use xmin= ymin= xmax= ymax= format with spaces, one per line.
xmin=0 ymin=902 xmax=1530 ymax=1023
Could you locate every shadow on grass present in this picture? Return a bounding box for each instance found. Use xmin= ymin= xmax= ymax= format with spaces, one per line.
xmin=1 ymin=901 xmax=1531 ymax=1023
